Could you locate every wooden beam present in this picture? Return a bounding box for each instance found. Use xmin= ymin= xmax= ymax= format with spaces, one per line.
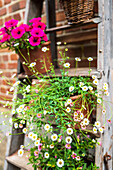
xmin=96 ymin=0 xmax=113 ymax=169
xmin=46 ymin=0 xmax=58 ymax=68
xmin=24 ymin=0 xmax=43 ymax=24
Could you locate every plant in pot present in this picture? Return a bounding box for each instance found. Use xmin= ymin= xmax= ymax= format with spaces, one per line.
xmin=0 ymin=48 xmax=110 ymax=170
xmin=0 ymin=17 xmax=51 ymax=75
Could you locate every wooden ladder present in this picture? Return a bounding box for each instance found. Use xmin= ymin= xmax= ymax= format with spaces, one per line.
xmin=4 ymin=0 xmax=113 ymax=169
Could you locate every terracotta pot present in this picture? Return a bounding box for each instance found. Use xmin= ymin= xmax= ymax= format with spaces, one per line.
xmin=18 ymin=41 xmax=52 ymax=76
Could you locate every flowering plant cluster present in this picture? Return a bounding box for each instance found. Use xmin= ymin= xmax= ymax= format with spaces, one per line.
xmin=0 ymin=44 xmax=111 ymax=169
xmin=0 ymin=18 xmax=48 ymax=52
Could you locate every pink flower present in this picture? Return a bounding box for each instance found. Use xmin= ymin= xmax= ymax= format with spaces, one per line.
xmin=0 ymin=27 xmax=7 ymax=35
xmin=5 ymin=19 xmax=18 ymax=28
xmin=29 ymin=17 xmax=41 ymax=23
xmin=24 ymin=106 xmax=30 ymax=110
xmin=35 ymin=89 xmax=38 ymax=93
xmin=38 ymin=143 xmax=42 ymax=152
xmin=29 ymin=36 xmax=41 ymax=46
xmin=33 ymin=22 xmax=46 ymax=30
xmin=71 ymin=153 xmax=76 ymax=159
xmin=107 ymin=119 xmax=111 ymax=123
xmin=0 ymin=34 xmax=11 ymax=43
xmin=81 ymin=125 xmax=86 ymax=130
xmin=34 ymin=150 xmax=39 ymax=156
xmin=31 ymin=28 xmax=44 ymax=37
xmin=55 ymin=156 xmax=57 ymax=158
xmin=12 ymin=27 xmax=25 ymax=39
xmin=19 ymin=24 xmax=30 ymax=32
xmin=70 ymin=102 xmax=73 ymax=107
xmin=37 ymin=113 xmax=41 ymax=118
xmin=65 ymin=144 xmax=71 ymax=149
xmin=97 ymin=141 xmax=102 ymax=146
xmin=19 ymin=124 xmax=23 ymax=128
xmin=42 ymin=33 xmax=48 ymax=42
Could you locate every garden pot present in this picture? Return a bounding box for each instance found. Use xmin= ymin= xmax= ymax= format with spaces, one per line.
xmin=18 ymin=41 xmax=52 ymax=76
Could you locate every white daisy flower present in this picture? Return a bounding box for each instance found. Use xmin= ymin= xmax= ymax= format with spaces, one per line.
xmin=35 ymin=140 xmax=40 ymax=146
xmin=29 ymin=62 xmax=36 ymax=67
xmin=65 ymin=136 xmax=72 ymax=144
xmin=0 ymin=70 xmax=3 ymax=74
xmin=99 ymin=127 xmax=103 ymax=133
xmin=10 ymin=87 xmax=14 ymax=92
xmin=20 ymin=145 xmax=24 ymax=149
xmin=102 ymin=109 xmax=106 ymax=114
xmin=80 ymin=113 xmax=84 ymax=119
xmin=42 ymin=47 xmax=48 ymax=52
xmin=75 ymin=57 xmax=81 ymax=61
xmin=32 ymin=81 xmax=36 ymax=85
xmin=64 ymin=62 xmax=70 ymax=68
xmin=11 ymin=73 xmax=16 ymax=78
xmin=44 ymin=152 xmax=49 ymax=158
xmin=87 ymin=57 xmax=93 ymax=61
xmin=32 ymin=134 xmax=37 ymax=141
xmin=51 ymin=134 xmax=58 ymax=141
xmin=66 ymin=107 xmax=71 ymax=113
xmin=18 ymin=149 xmax=24 ymax=157
xmin=44 ymin=124 xmax=50 ymax=131
xmin=88 ymin=86 xmax=93 ymax=91
xmin=14 ymin=123 xmax=18 ymax=129
xmin=97 ymin=98 xmax=102 ymax=104
xmin=57 ymin=41 xmax=61 ymax=45
xmin=13 ymin=81 xmax=20 ymax=87
xmin=93 ymin=79 xmax=98 ymax=85
xmin=94 ymin=121 xmax=101 ymax=128
xmin=93 ymin=127 xmax=97 ymax=133
xmin=67 ymin=99 xmax=72 ymax=104
xmin=67 ymin=128 xmax=73 ymax=135
xmin=76 ymin=156 xmax=80 ymax=161
xmin=83 ymin=118 xmax=89 ymax=125
xmin=92 ymin=139 xmax=96 ymax=143
xmin=74 ymin=112 xmax=78 ymax=117
xmin=79 ymin=82 xmax=84 ymax=87
xmin=69 ymin=86 xmax=74 ymax=92
xmin=57 ymin=159 xmax=64 ymax=168
xmin=44 ymin=110 xmax=47 ymax=115
xmin=22 ymin=128 xmax=27 ymax=134
xmin=82 ymin=86 xmax=88 ymax=91
xmin=50 ymin=144 xmax=54 ymax=149
xmin=11 ymin=109 xmax=15 ymax=115
xmin=92 ymin=75 xmax=97 ymax=79
xmin=28 ymin=132 xmax=33 ymax=139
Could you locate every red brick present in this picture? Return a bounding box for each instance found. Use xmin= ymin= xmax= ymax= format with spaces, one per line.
xmin=9 ymin=3 xmax=19 ymax=13
xmin=0 ymin=94 xmax=13 ymax=101
xmin=0 ymin=87 xmax=7 ymax=93
xmin=4 ymin=0 xmax=11 ymax=5
xmin=5 ymin=16 xmax=12 ymax=22
xmin=41 ymin=15 xmax=46 ymax=24
xmin=13 ymin=13 xmax=21 ymax=21
xmin=56 ymin=11 xmax=66 ymax=22
xmin=3 ymin=55 xmax=9 ymax=61
xmin=10 ymin=54 xmax=18 ymax=61
xmin=19 ymin=0 xmax=26 ymax=9
xmin=0 ymin=0 xmax=3 ymax=7
xmin=0 ymin=19 xmax=3 ymax=26
xmin=0 ymin=8 xmax=7 ymax=17
xmin=8 ymin=63 xmax=17 ymax=69
xmin=0 ymin=63 xmax=6 ymax=69
xmin=3 ymin=71 xmax=12 ymax=77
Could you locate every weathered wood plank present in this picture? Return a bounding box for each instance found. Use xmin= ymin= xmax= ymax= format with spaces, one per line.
xmin=57 ymin=29 xmax=97 ymax=44
xmin=17 ymin=67 xmax=102 ymax=79
xmin=24 ymin=0 xmax=43 ymax=24
xmin=46 ymin=0 xmax=57 ymax=68
xmin=96 ymin=0 xmax=113 ymax=169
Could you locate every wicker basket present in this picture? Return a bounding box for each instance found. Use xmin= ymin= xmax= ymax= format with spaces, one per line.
xmin=59 ymin=0 xmax=94 ymax=24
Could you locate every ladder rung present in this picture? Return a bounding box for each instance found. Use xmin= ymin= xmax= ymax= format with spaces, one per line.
xmin=6 ymin=151 xmax=41 ymax=170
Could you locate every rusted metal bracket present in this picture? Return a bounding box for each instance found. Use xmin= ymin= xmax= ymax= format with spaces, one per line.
xmin=104 ymin=152 xmax=111 ymax=170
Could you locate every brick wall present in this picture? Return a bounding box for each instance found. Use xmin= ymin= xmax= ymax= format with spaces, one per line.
xmin=0 ymin=0 xmax=98 ymax=106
